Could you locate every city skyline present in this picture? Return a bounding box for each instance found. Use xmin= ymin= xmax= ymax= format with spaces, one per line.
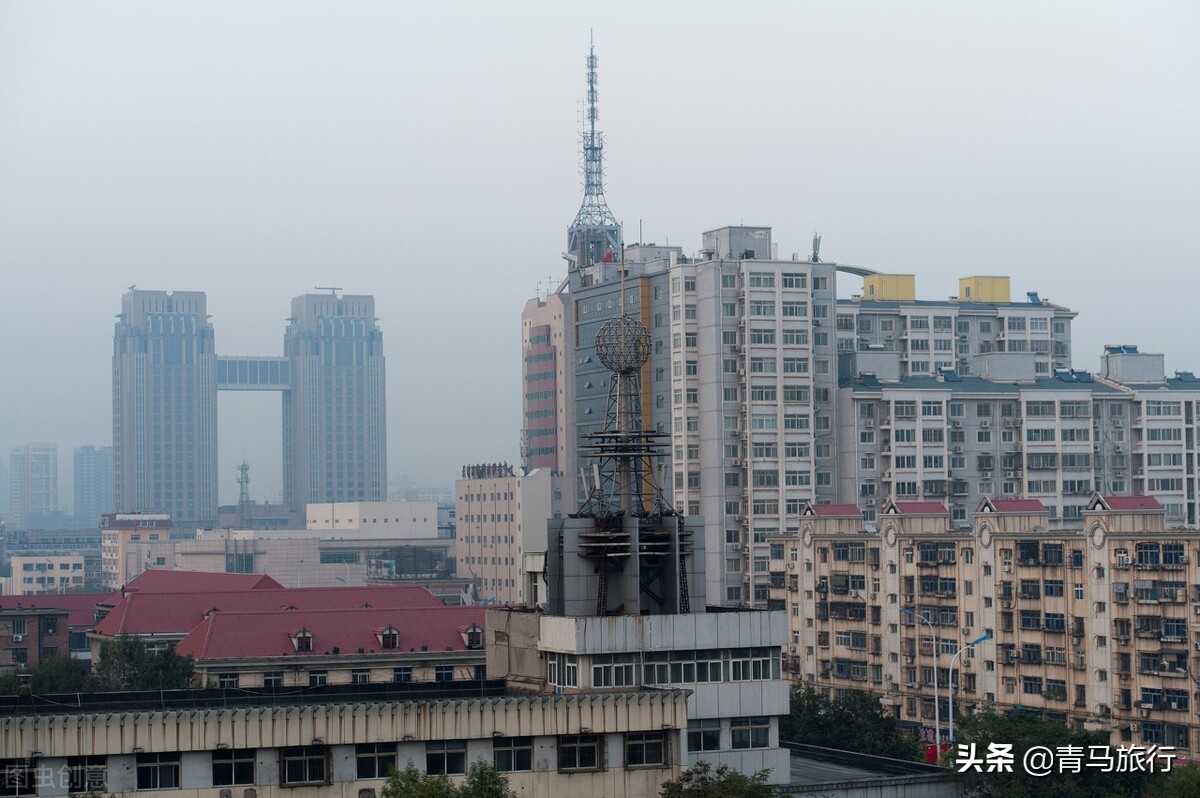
xmin=2 ymin=2 xmax=1197 ymax=505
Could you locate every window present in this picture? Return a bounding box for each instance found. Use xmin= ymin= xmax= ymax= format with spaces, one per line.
xmin=393 ymin=666 xmax=412 ymax=683
xmin=281 ymin=746 xmax=327 ymax=786
xmin=67 ymin=756 xmax=107 ymax=793
xmin=426 ymin=741 xmax=467 ymax=776
xmin=263 ymin=671 xmax=283 ymax=688
xmin=731 ymin=716 xmax=770 ymax=749
xmin=308 ymin=670 xmax=327 ymax=687
xmin=136 ymin=753 xmax=181 ymax=790
xmin=213 ymin=748 xmax=256 ymax=787
xmin=435 ymin=665 xmax=455 ymax=682
xmin=558 ymin=734 xmax=604 ymax=771
xmin=625 ymin=732 xmax=667 ymax=768
xmin=687 ymin=718 xmax=721 ymax=752
xmin=351 ymin=668 xmax=370 ymax=685
xmin=216 ymin=672 xmax=238 ymax=688
xmin=380 ymin=627 xmax=399 ymax=648
xmin=0 ymin=759 xmax=35 ymax=797
xmin=493 ymin=737 xmax=533 ymax=772
xmin=356 ymin=743 xmax=395 ymax=779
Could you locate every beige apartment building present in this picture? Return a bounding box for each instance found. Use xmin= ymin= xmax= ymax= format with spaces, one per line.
xmin=4 ymin=555 xmax=85 ymax=595
xmin=99 ymin=512 xmax=173 ymax=589
xmin=771 ymin=495 xmax=1200 ymax=753
xmin=455 ymin=465 xmax=559 ymax=606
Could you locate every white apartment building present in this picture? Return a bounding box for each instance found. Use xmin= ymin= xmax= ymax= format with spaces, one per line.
xmin=304 ymin=500 xmax=442 ymax=539
xmin=455 ymin=465 xmax=558 ymax=606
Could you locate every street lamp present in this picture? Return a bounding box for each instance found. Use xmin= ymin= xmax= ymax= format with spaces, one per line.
xmin=949 ymin=631 xmax=993 ymax=744
xmin=901 ymin=606 xmax=940 ymax=752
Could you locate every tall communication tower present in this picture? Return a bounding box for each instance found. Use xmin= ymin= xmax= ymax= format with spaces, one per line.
xmin=566 ymin=36 xmax=621 ymax=270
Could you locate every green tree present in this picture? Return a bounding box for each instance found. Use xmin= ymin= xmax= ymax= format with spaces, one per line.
xmin=1143 ymin=763 xmax=1200 ymax=797
xmin=954 ymin=712 xmax=1161 ymax=798
xmin=660 ymin=762 xmax=778 ymax=798
xmin=380 ymin=763 xmax=457 ymax=798
xmin=780 ymin=686 xmax=921 ymax=761
xmin=0 ymin=656 xmax=90 ymax=695
xmin=87 ymin=636 xmax=194 ymax=691
xmin=379 ymin=761 xmax=513 ymax=798
xmin=457 ymin=760 xmax=515 ymax=798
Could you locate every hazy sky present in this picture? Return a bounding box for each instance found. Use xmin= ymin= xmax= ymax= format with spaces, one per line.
xmin=2 ymin=1 xmax=1197 ymax=508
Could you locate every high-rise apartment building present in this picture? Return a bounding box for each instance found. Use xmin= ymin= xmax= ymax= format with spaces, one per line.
xmin=520 ymin=291 xmax=574 ymax=482
xmin=569 ymin=228 xmax=840 ymax=606
xmin=9 ymin=443 xmax=59 ymax=528
xmin=73 ymin=444 xmax=114 ymax=526
xmin=282 ymin=293 xmax=387 ymax=510
xmin=834 ymin=344 xmax=1199 ymax=531
xmin=114 ymin=289 xmax=387 ymax=531
xmin=836 ymin=275 xmax=1075 ymax=379
xmin=113 ymin=291 xmax=218 ymax=531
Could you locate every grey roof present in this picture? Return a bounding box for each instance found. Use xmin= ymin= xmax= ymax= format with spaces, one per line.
xmin=842 ymin=374 xmax=1124 ymax=394
xmin=836 ymin=297 xmax=1074 ymax=314
xmin=1117 ymin=377 xmax=1200 ymax=392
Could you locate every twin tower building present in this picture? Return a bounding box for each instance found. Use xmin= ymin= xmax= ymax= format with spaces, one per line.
xmin=112 ymin=289 xmax=387 ymax=530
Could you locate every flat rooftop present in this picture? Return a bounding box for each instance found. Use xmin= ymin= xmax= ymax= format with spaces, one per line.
xmin=784 ymin=743 xmax=959 ymax=795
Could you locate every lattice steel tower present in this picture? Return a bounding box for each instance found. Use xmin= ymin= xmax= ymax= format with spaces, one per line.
xmin=571 ymin=303 xmax=694 ymax=616
xmin=566 ymin=36 xmax=621 ymax=270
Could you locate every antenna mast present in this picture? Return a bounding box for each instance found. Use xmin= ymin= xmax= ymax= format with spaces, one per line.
xmin=566 ymin=34 xmax=620 ymax=270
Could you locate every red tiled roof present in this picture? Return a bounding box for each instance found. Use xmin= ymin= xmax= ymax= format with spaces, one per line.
xmin=123 ymin=569 xmax=285 ymax=593
xmin=988 ymin=499 xmax=1046 ymax=513
xmin=892 ymin=501 xmax=949 ymax=515
xmin=808 ymin=504 xmax=862 ymax=517
xmin=1101 ymin=496 xmax=1163 ymax=511
xmin=0 ymin=592 xmax=121 ymax=629
xmin=93 ymin=585 xmax=444 ymax=637
xmin=174 ymin=606 xmax=486 ymax=661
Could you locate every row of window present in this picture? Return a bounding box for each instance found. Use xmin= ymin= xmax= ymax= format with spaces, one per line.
xmin=0 ymin=734 xmax=675 ymax=795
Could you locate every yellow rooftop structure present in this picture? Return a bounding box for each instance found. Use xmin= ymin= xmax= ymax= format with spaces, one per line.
xmin=959 ymin=276 xmax=1011 ymax=303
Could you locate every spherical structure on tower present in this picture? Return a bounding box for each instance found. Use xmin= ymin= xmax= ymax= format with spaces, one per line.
xmin=595 ymin=314 xmax=651 ymax=374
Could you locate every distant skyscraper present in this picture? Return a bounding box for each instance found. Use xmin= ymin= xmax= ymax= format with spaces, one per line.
xmin=74 ymin=445 xmax=114 ymax=525
xmin=113 ymin=290 xmax=218 ymax=531
xmin=282 ymin=293 xmax=387 ymax=509
xmin=113 ymin=289 xmax=387 ymax=531
xmin=9 ymin=443 xmax=59 ymax=527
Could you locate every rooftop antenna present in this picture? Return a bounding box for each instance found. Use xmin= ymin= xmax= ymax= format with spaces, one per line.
xmin=811 ymin=234 xmax=822 ymax=263
xmin=566 ymin=33 xmax=620 ymax=270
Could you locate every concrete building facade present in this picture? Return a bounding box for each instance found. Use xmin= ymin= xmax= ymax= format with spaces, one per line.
xmin=8 ymin=443 xmax=59 ymax=528
xmin=73 ymin=445 xmax=114 ymax=528
xmin=770 ymin=494 xmax=1200 ymax=754
xmin=99 ymin=512 xmax=173 ymax=590
xmin=455 ymin=465 xmax=558 ymax=606
xmin=113 ymin=290 xmax=387 ymax=530
xmin=5 ymin=555 xmax=86 ymax=596
xmin=0 ymin=685 xmax=689 ymax=798
xmin=520 ymin=291 xmax=575 ymax=487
